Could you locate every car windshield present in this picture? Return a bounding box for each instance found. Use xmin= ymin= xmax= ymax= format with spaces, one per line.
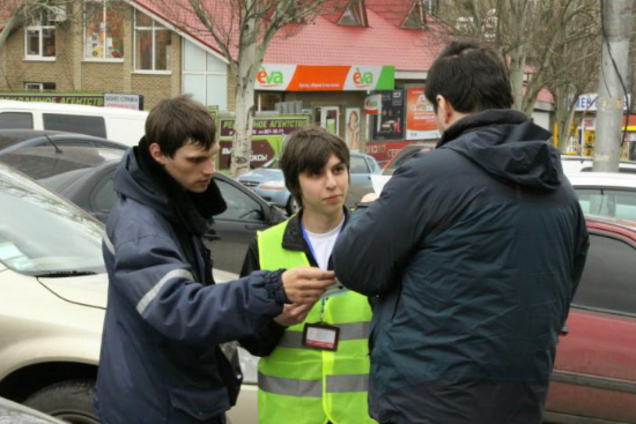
xmin=262 ymin=158 xmax=281 ymax=169
xmin=0 ymin=164 xmax=104 ymax=275
xmin=383 ymin=147 xmax=427 ymax=175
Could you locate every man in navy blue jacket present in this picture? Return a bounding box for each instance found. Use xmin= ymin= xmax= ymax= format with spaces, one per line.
xmin=333 ymin=41 xmax=589 ymax=424
xmin=95 ymin=95 xmax=334 ymax=424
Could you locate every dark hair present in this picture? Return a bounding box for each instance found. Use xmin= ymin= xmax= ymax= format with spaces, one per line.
xmin=144 ymin=95 xmax=216 ymax=157
xmin=425 ymin=40 xmax=513 ymax=113
xmin=280 ymin=126 xmax=350 ymax=208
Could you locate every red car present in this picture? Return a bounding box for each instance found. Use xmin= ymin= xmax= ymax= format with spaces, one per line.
xmin=545 ymin=217 xmax=636 ymax=423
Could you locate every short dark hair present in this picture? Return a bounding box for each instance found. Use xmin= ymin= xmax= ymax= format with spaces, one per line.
xmin=425 ymin=40 xmax=513 ymax=113
xmin=144 ymin=95 xmax=216 ymax=157
xmin=280 ymin=126 xmax=350 ymax=208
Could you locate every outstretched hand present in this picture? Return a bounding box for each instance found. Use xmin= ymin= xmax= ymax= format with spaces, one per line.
xmin=282 ymin=267 xmax=334 ymax=305
xmin=274 ymin=303 xmax=314 ymax=327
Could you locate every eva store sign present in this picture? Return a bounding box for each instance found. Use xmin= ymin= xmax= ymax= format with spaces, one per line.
xmin=255 ymin=64 xmax=394 ymax=92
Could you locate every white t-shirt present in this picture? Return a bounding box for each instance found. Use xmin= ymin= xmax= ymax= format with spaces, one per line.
xmin=305 ymin=218 xmax=345 ymax=271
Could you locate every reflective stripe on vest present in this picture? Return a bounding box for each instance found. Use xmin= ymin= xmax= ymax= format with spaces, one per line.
xmin=277 ymin=321 xmax=371 ymax=349
xmin=256 ymin=219 xmax=376 ymax=424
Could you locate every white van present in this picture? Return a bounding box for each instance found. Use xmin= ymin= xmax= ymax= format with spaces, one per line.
xmin=0 ymin=100 xmax=147 ymax=147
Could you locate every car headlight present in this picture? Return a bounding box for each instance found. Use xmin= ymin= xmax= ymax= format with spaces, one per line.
xmin=259 ymin=180 xmax=286 ymax=191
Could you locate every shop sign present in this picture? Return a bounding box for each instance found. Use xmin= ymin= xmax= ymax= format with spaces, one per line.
xmin=573 ymin=93 xmax=630 ymax=112
xmin=219 ymin=117 xmax=308 ymax=137
xmin=255 ymin=64 xmax=395 ymax=92
xmin=0 ymin=94 xmax=105 ymax=106
xmin=104 ymin=93 xmax=144 ymax=110
xmin=219 ymin=140 xmax=276 ymax=169
xmin=364 ymin=94 xmax=382 ymax=115
xmin=405 ymin=86 xmax=440 ymax=140
xmin=0 ymin=93 xmax=144 ymax=110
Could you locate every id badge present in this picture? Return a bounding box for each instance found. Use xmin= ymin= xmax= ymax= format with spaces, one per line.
xmin=302 ymin=323 xmax=340 ymax=351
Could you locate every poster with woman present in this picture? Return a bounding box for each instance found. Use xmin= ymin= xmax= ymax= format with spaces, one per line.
xmin=345 ymin=108 xmax=361 ymax=150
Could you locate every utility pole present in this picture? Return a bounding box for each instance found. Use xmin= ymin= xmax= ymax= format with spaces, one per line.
xmin=594 ymin=0 xmax=633 ymax=172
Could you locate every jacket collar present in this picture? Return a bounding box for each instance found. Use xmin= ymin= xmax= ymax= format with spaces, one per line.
xmin=282 ymin=208 xmax=349 ymax=267
xmin=436 ymin=109 xmax=529 ymax=148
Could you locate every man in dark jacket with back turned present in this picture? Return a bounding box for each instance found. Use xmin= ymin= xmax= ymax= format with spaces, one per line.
xmin=95 ymin=95 xmax=334 ymax=424
xmin=332 ymin=41 xmax=589 ymax=424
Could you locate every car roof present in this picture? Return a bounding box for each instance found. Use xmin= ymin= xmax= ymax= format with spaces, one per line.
xmin=0 ymin=99 xmax=148 ymax=117
xmin=0 ymin=146 xmax=125 ymax=180
xmin=0 ymin=129 xmax=127 ymax=146
xmin=586 ymin=215 xmax=636 ymax=236
xmin=567 ymin=172 xmax=636 ymax=188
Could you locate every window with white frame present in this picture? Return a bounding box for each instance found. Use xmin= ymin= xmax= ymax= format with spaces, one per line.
xmin=134 ymin=10 xmax=171 ymax=71
xmin=25 ymin=82 xmax=56 ymax=91
xmin=182 ymin=40 xmax=227 ymax=109
xmin=402 ymin=0 xmax=435 ymax=29
xmin=84 ymin=1 xmax=124 ymax=60
xmin=25 ymin=11 xmax=57 ymax=59
xmin=338 ymin=0 xmax=367 ymax=26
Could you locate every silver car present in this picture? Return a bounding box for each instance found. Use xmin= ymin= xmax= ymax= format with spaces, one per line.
xmin=0 ymin=163 xmax=257 ymax=424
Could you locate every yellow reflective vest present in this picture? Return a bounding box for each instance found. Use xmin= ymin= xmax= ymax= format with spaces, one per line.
xmin=257 ymin=219 xmax=376 ymax=424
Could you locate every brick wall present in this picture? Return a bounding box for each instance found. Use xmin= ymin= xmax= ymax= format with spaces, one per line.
xmin=2 ymin=21 xmax=77 ymax=91
xmin=131 ymin=74 xmax=173 ymax=109
xmin=0 ymin=4 xmax=185 ymax=111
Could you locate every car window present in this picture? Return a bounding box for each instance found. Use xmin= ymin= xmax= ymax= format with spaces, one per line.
xmin=350 ymin=156 xmax=369 ymax=174
xmin=0 ymin=112 xmax=34 ymax=130
xmin=576 ymin=188 xmax=636 ymax=221
xmin=573 ymin=234 xmax=636 ymax=315
xmin=56 ymin=139 xmax=97 ymax=147
xmin=263 ymin=158 xmax=280 ymax=169
xmin=93 ymin=177 xmax=118 ymax=212
xmin=0 ymin=165 xmax=104 ymax=274
xmin=43 ymin=114 xmax=107 ymax=138
xmin=215 ymin=179 xmax=265 ymax=222
xmin=365 ymin=157 xmax=377 ymax=173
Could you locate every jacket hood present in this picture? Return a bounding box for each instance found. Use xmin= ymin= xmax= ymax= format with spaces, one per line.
xmin=113 ymin=144 xmax=227 ymax=235
xmin=113 ymin=148 xmax=182 ymax=224
xmin=439 ymin=109 xmax=561 ymax=191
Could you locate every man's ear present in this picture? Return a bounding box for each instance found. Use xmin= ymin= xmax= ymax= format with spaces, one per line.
xmin=436 ymin=95 xmax=454 ymax=126
xmin=149 ymin=143 xmax=167 ymax=166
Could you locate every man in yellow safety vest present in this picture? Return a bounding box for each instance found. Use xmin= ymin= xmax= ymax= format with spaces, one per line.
xmin=240 ymin=126 xmax=376 ymax=424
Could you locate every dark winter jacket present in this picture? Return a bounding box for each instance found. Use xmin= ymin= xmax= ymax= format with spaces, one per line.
xmin=333 ymin=110 xmax=589 ymax=424
xmin=95 ymin=145 xmax=287 ymax=424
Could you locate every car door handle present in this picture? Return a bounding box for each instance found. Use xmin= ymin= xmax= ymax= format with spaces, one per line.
xmin=204 ymin=233 xmax=221 ymax=242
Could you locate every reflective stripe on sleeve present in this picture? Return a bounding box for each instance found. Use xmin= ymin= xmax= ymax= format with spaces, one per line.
xmin=326 ymin=374 xmax=369 ymax=393
xmin=136 ymin=269 xmax=194 ymax=315
xmin=103 ymin=231 xmax=115 ymax=255
xmin=277 ymin=321 xmax=371 ymax=349
xmin=258 ymin=372 xmax=322 ymax=397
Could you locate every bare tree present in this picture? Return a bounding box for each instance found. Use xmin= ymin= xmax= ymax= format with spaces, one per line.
xmin=155 ymin=0 xmax=349 ymax=177
xmin=429 ymin=0 xmax=601 ymax=149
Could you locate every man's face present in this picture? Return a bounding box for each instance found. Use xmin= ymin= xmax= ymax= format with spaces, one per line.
xmin=151 ymin=141 xmax=220 ymax=193
xmin=298 ymin=153 xmax=349 ymax=218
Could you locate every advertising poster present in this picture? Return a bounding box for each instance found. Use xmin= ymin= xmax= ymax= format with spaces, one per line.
xmin=371 ymin=90 xmax=404 ymax=141
xmin=218 ymin=115 xmax=311 ymax=170
xmin=345 ymin=108 xmax=361 ymax=150
xmin=405 ymin=86 xmax=440 ymax=140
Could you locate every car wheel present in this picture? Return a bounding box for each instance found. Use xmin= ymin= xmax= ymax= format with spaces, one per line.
xmin=24 ymin=379 xmax=100 ymax=424
xmin=286 ymin=196 xmax=300 ymax=216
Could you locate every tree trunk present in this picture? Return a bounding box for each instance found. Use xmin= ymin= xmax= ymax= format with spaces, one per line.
xmin=594 ymin=0 xmax=633 ymax=171
xmin=230 ymin=68 xmax=257 ymax=178
xmin=509 ymin=45 xmax=526 ymax=112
